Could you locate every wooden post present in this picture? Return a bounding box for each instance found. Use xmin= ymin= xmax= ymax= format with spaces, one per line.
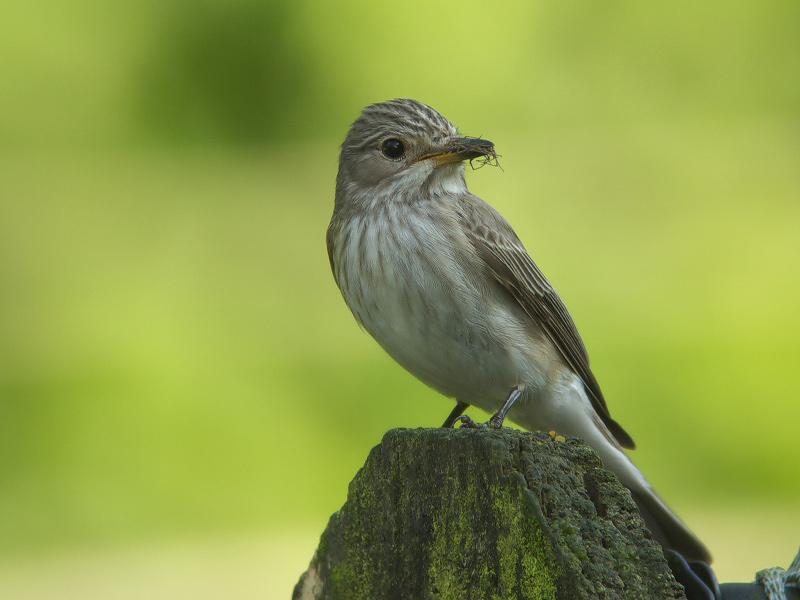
xmin=294 ymin=428 xmax=686 ymax=600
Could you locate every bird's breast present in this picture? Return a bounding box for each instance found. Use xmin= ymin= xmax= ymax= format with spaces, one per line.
xmin=333 ymin=205 xmax=469 ymax=332
xmin=330 ymin=204 xmax=550 ymax=404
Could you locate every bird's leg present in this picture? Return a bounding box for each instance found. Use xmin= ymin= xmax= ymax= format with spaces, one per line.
xmin=488 ymin=384 xmax=525 ymax=429
xmin=452 ymin=385 xmax=525 ymax=429
xmin=441 ymin=401 xmax=470 ymax=428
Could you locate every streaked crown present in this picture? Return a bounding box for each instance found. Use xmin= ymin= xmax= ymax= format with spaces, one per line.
xmin=342 ymin=99 xmax=458 ymax=156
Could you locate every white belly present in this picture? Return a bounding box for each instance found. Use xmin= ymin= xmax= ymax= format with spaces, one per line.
xmin=333 ymin=209 xmax=558 ymax=411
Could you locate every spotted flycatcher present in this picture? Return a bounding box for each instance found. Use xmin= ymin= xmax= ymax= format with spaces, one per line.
xmin=327 ymin=99 xmax=710 ymax=562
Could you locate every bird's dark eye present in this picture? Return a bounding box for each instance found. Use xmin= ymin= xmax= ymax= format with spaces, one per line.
xmin=381 ymin=138 xmax=405 ymax=160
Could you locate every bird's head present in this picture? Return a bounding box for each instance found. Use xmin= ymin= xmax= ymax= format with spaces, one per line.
xmin=336 ymin=99 xmax=496 ymax=206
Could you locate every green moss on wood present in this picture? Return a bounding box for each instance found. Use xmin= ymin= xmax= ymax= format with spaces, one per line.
xmin=294 ymin=428 xmax=685 ymax=600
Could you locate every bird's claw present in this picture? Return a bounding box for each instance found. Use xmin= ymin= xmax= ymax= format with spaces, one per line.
xmin=488 ymin=415 xmax=505 ymax=429
xmin=441 ymin=401 xmax=470 ymax=428
xmin=453 ymin=415 xmax=488 ymax=429
xmin=451 ymin=386 xmax=524 ymax=430
xmin=548 ymin=430 xmax=567 ymax=442
xmin=453 ymin=414 xmax=504 ymax=430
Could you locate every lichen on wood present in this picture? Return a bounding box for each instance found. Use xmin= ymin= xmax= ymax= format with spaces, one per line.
xmin=294 ymin=428 xmax=686 ymax=600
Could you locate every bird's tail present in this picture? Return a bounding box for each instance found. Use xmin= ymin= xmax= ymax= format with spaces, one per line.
xmin=631 ymin=486 xmax=712 ymax=563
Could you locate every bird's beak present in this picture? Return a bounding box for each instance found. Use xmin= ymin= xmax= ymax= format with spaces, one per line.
xmin=417 ymin=137 xmax=496 ymax=166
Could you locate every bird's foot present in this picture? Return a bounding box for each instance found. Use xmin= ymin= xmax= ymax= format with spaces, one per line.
xmin=441 ymin=401 xmax=470 ymax=428
xmin=548 ymin=430 xmax=567 ymax=442
xmin=489 ymin=384 xmax=525 ymax=429
xmin=451 ymin=385 xmax=525 ymax=430
xmin=452 ymin=415 xmax=488 ymax=429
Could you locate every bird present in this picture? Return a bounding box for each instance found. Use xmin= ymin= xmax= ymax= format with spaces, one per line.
xmin=326 ymin=98 xmax=711 ymax=563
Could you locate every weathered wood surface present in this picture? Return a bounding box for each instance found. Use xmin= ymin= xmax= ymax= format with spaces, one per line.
xmin=294 ymin=428 xmax=686 ymax=600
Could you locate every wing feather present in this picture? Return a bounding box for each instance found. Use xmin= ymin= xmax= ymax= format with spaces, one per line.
xmin=457 ymin=194 xmax=635 ymax=449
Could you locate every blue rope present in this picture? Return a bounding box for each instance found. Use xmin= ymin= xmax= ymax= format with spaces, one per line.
xmin=755 ymin=548 xmax=800 ymax=600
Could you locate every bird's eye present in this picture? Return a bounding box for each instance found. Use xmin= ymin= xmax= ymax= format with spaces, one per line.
xmin=381 ymin=138 xmax=405 ymax=160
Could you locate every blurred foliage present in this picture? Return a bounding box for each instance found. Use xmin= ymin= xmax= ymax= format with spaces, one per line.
xmin=0 ymin=0 xmax=798 ymax=588
xmin=138 ymin=0 xmax=311 ymax=144
xmin=3 ymin=0 xmax=800 ymax=147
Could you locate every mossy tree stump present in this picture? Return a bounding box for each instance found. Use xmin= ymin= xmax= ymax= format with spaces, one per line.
xmin=294 ymin=428 xmax=686 ymax=600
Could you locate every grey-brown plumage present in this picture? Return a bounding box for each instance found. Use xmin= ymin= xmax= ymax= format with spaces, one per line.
xmin=327 ymin=98 xmax=710 ymax=563
xmin=454 ymin=194 xmax=636 ymax=450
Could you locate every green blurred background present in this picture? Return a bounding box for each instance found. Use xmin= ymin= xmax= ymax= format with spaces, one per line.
xmin=1 ymin=0 xmax=798 ymax=597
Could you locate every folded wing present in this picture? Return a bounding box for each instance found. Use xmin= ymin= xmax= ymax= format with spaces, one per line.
xmin=456 ymin=193 xmax=635 ymax=450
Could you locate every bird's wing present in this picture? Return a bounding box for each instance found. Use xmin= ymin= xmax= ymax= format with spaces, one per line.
xmin=456 ymin=193 xmax=635 ymax=449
